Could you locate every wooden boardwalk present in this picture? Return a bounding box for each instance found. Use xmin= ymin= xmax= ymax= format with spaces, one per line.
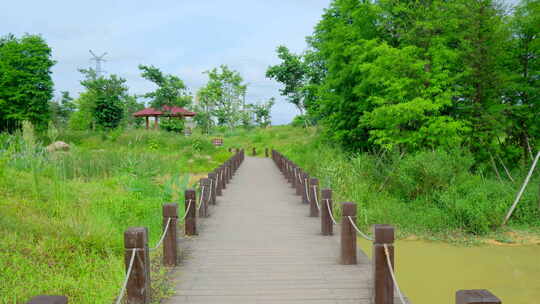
xmin=166 ymin=157 xmax=374 ymax=304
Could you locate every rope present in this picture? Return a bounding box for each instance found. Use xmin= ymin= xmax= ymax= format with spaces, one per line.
xmin=311 ymin=185 xmax=321 ymax=211
xmin=383 ymin=244 xmax=407 ymax=304
xmin=181 ymin=200 xmax=193 ymax=222
xmin=150 ymin=218 xmax=172 ymax=251
xmin=304 ymin=178 xmax=311 ymax=202
xmin=115 ymin=249 xmax=137 ymax=304
xmin=325 ymin=199 xmax=338 ymax=225
xmin=197 ymin=186 xmax=206 ymax=211
xmin=208 ymin=179 xmax=214 ymax=204
xmin=347 ymin=216 xmax=373 ymax=241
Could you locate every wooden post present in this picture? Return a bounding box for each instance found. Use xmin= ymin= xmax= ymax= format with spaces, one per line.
xmin=295 ymin=170 xmax=303 ymax=195
xmin=265 ymin=148 xmax=269 ymax=157
xmin=185 ymin=190 xmax=197 ymax=236
xmin=252 ymin=147 xmax=256 ymax=156
xmin=198 ymin=179 xmax=210 ymax=218
xmin=154 ymin=116 xmax=159 ymax=129
xmin=220 ymin=165 xmax=227 ymax=190
xmin=145 ymin=117 xmax=149 ymax=130
xmin=456 ymin=290 xmax=501 ymax=304
xmin=309 ymin=178 xmax=319 ymax=217
xmin=215 ymin=168 xmax=223 ymax=196
xmin=124 ymin=227 xmax=150 ymax=304
xmin=321 ymin=189 xmax=333 ymax=236
xmin=292 ymin=167 xmax=298 ymax=189
xmin=208 ymin=172 xmax=217 ymax=205
xmin=373 ymin=224 xmax=395 ymax=304
xmin=341 ymin=202 xmax=357 ymax=265
xmin=162 ymin=204 xmax=178 ymax=266
xmin=27 ymin=296 xmax=68 ymax=304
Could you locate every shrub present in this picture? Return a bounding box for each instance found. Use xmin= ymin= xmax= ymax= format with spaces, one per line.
xmin=160 ymin=118 xmax=185 ymax=133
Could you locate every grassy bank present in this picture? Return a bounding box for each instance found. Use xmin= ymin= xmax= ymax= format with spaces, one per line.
xmin=220 ymin=125 xmax=540 ymax=242
xmin=0 ymin=128 xmax=230 ymax=303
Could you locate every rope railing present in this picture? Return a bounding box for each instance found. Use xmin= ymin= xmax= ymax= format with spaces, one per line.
xmin=115 ymin=248 xmax=137 ymax=304
xmin=150 ymin=218 xmax=172 ymax=251
xmin=208 ymin=179 xmax=214 ymax=204
xmin=311 ymin=185 xmax=321 ymax=211
xmin=197 ymin=186 xmax=206 ymax=211
xmin=182 ymin=199 xmax=193 ymax=222
xmin=304 ymin=178 xmax=311 ymax=202
xmin=383 ymin=244 xmax=407 ymax=304
xmin=347 ymin=216 xmax=373 ymax=241
xmin=325 ymin=199 xmax=338 ymax=225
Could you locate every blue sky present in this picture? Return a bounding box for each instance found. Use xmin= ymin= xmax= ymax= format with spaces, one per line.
xmin=0 ymin=0 xmax=332 ymax=125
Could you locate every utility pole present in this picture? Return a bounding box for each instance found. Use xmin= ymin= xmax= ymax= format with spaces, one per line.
xmin=89 ymin=50 xmax=107 ymax=77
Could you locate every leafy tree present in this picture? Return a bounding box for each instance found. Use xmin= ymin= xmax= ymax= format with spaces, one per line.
xmin=504 ymin=0 xmax=540 ymax=163
xmin=199 ymin=65 xmax=247 ymax=129
xmin=79 ymin=69 xmax=127 ymax=130
xmin=50 ymin=91 xmax=76 ymax=127
xmin=266 ymin=46 xmax=321 ymax=121
xmin=194 ymin=86 xmax=217 ymax=134
xmin=139 ymin=65 xmax=192 ymax=108
xmin=68 ymin=91 xmax=95 ymax=130
xmin=122 ymin=95 xmax=145 ymax=128
xmin=252 ymin=97 xmax=275 ymax=127
xmin=302 ymin=0 xmax=521 ymax=159
xmin=0 ymin=34 xmax=55 ymax=132
xmin=160 ymin=118 xmax=185 ymax=133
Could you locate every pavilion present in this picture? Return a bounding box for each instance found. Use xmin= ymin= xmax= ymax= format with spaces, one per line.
xmin=133 ymin=105 xmax=196 ymax=129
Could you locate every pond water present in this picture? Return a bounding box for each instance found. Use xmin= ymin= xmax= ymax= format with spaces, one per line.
xmin=358 ymin=239 xmax=540 ymax=304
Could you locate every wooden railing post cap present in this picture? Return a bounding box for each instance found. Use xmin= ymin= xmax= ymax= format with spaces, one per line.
xmin=341 ymin=202 xmax=356 ymax=216
xmin=163 ymin=203 xmax=178 ymax=218
xmin=321 ymin=188 xmax=332 ymax=198
xmin=185 ymin=189 xmax=196 ymax=197
xmin=373 ymin=224 xmax=394 ymax=244
xmin=456 ymin=290 xmax=501 ymax=304
xmin=124 ymin=227 xmax=148 ymax=248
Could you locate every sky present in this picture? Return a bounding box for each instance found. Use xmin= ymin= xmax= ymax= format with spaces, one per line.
xmin=0 ymin=0 xmax=332 ymax=125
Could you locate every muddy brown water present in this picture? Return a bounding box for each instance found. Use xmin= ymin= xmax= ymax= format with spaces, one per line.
xmin=358 ymin=239 xmax=540 ymax=304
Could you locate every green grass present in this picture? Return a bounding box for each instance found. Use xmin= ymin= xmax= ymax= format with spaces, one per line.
xmin=0 ymin=129 xmax=230 ymax=303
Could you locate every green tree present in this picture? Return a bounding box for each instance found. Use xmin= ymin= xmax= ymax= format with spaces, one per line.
xmin=194 ymin=87 xmax=216 ymax=134
xmin=252 ymin=97 xmax=275 ymax=127
xmin=0 ymin=34 xmax=55 ymax=132
xmin=139 ymin=64 xmax=192 ymax=108
xmin=122 ymin=95 xmax=145 ymax=128
xmin=50 ymin=91 xmax=76 ymax=127
xmin=199 ymin=65 xmax=247 ymax=129
xmin=79 ymin=69 xmax=127 ymax=130
xmin=504 ymin=0 xmax=540 ymax=163
xmin=266 ymin=46 xmax=319 ymax=120
xmin=68 ymin=91 xmax=96 ymax=131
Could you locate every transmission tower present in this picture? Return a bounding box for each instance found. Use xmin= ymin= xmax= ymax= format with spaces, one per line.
xmin=89 ymin=50 xmax=107 ymax=77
